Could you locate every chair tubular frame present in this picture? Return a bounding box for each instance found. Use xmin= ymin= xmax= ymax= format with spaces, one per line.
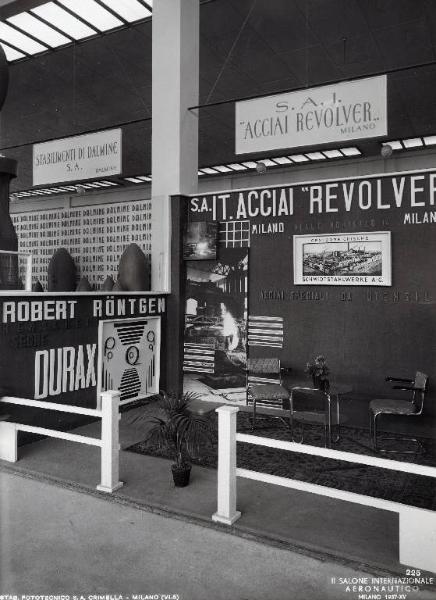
xmin=246 ymin=358 xmax=290 ymax=430
xmin=370 ymin=372 xmax=429 ymax=454
xmin=290 ymin=386 xmax=339 ymax=448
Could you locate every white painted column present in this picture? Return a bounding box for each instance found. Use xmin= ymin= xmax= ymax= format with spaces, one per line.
xmin=151 ymin=0 xmax=199 ymax=292
xmin=0 ymin=421 xmax=17 ymax=462
xmin=212 ymin=406 xmax=241 ymax=525
xmin=97 ymin=390 xmax=123 ymax=493
xmin=399 ymin=506 xmax=436 ymax=572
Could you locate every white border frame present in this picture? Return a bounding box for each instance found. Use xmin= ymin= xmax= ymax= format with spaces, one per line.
xmin=293 ymin=231 xmax=391 ymax=286
xmin=97 ymin=315 xmax=161 ymax=407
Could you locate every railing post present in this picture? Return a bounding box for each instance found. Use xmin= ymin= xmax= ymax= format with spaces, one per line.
xmin=399 ymin=506 xmax=436 ymax=572
xmin=0 ymin=422 xmax=17 ymax=462
xmin=212 ymin=405 xmax=241 ymax=525
xmin=96 ymin=390 xmax=124 ymax=493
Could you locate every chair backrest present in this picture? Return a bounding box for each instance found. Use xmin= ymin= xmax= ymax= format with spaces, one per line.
xmin=247 ymin=357 xmax=281 ymax=385
xmin=414 ymin=371 xmax=428 ymax=390
xmin=413 ymin=371 xmax=428 ymax=413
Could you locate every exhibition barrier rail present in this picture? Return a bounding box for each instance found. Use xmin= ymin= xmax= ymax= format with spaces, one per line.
xmin=0 ymin=250 xmax=33 ymax=291
xmin=212 ymin=406 xmax=436 ymax=573
xmin=0 ymin=390 xmax=123 ymax=493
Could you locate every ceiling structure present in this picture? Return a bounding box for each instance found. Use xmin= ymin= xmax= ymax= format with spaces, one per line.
xmin=2 ymin=0 xmax=436 ymax=194
xmin=0 ymin=0 xmax=152 ymax=61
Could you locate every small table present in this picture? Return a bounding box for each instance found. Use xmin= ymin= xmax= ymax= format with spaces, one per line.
xmin=290 ymin=383 xmax=352 ymax=448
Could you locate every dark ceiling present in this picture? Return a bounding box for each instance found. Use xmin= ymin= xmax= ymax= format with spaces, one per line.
xmin=2 ymin=0 xmax=436 ymax=190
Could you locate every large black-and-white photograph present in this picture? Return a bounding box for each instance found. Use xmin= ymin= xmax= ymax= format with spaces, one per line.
xmin=183 ymin=247 xmax=248 ymax=392
xmin=3 ymin=0 xmax=436 ymax=597
xmin=183 ymin=221 xmax=218 ymax=260
xmin=294 ymin=232 xmax=391 ymax=286
xmin=303 ymin=240 xmax=382 ymax=276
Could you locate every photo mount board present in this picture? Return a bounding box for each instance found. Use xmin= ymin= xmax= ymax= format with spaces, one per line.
xmin=293 ymin=231 xmax=392 ymax=286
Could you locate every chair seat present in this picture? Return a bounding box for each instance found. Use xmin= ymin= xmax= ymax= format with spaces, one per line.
xmin=292 ymin=410 xmax=327 ymax=425
xmin=248 ymin=383 xmax=290 ymax=402
xmin=370 ymin=398 xmax=417 ymax=416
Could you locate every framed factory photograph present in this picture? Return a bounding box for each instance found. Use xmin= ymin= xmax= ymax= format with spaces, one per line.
xmin=183 ymin=221 xmax=218 ymax=260
xmin=293 ymin=231 xmax=392 ymax=286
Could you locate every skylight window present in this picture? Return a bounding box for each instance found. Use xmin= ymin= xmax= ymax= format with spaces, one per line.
xmin=323 ymin=149 xmax=343 ymax=158
xmin=7 ymin=12 xmax=70 ymax=48
xmin=0 ymin=42 xmax=25 ymax=61
xmin=99 ymin=0 xmax=151 ymax=23
xmin=340 ymin=147 xmax=361 ymax=156
xmin=58 ymin=0 xmax=123 ymax=32
xmin=402 ymin=137 xmax=423 ymax=149
xmin=423 ymin=136 xmax=436 ymax=146
xmin=201 ymin=167 xmax=219 ymax=175
xmin=227 ymin=163 xmax=247 ymax=171
xmin=288 ymin=154 xmax=309 ymax=163
xmin=214 ymin=165 xmax=232 ymax=173
xmin=32 ymin=3 xmax=96 ymax=40
xmin=305 ymin=152 xmax=326 ymax=160
xmin=0 ymin=22 xmax=47 ymax=54
xmin=382 ymin=140 xmax=402 ymax=150
xmin=273 ymin=156 xmax=292 ymax=164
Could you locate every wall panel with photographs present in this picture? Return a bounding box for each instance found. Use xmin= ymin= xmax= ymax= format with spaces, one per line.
xmin=184 ymin=169 xmax=436 ymax=414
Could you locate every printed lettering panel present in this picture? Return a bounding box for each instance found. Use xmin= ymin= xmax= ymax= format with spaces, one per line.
xmin=11 ymin=200 xmax=152 ymax=288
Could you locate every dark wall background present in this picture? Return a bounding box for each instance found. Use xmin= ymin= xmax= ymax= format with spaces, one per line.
xmin=4 ymin=1 xmax=436 ymax=190
xmin=186 ymin=169 xmax=436 ymax=417
xmin=0 ymin=293 xmax=167 ymax=410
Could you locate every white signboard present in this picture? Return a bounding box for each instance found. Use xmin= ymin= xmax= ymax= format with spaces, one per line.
xmin=33 ymin=128 xmax=122 ymax=186
xmin=235 ymin=75 xmax=387 ymax=154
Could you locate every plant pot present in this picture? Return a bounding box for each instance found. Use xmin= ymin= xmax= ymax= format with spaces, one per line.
xmin=171 ymin=463 xmax=192 ymax=487
xmin=312 ymin=376 xmax=330 ymax=392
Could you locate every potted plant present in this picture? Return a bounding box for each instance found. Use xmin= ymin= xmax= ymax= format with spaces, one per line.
xmin=305 ymin=355 xmax=330 ymax=391
xmin=138 ymin=390 xmax=212 ymax=487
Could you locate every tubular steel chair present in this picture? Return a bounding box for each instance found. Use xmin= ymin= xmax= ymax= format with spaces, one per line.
xmin=290 ymin=387 xmax=333 ymax=448
xmin=246 ymin=358 xmax=290 ymax=429
xmin=369 ymin=371 xmax=429 ymax=453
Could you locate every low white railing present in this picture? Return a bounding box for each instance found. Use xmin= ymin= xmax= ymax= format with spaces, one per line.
xmin=0 ymin=390 xmax=123 ymax=493
xmin=212 ymin=406 xmax=436 ymax=573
